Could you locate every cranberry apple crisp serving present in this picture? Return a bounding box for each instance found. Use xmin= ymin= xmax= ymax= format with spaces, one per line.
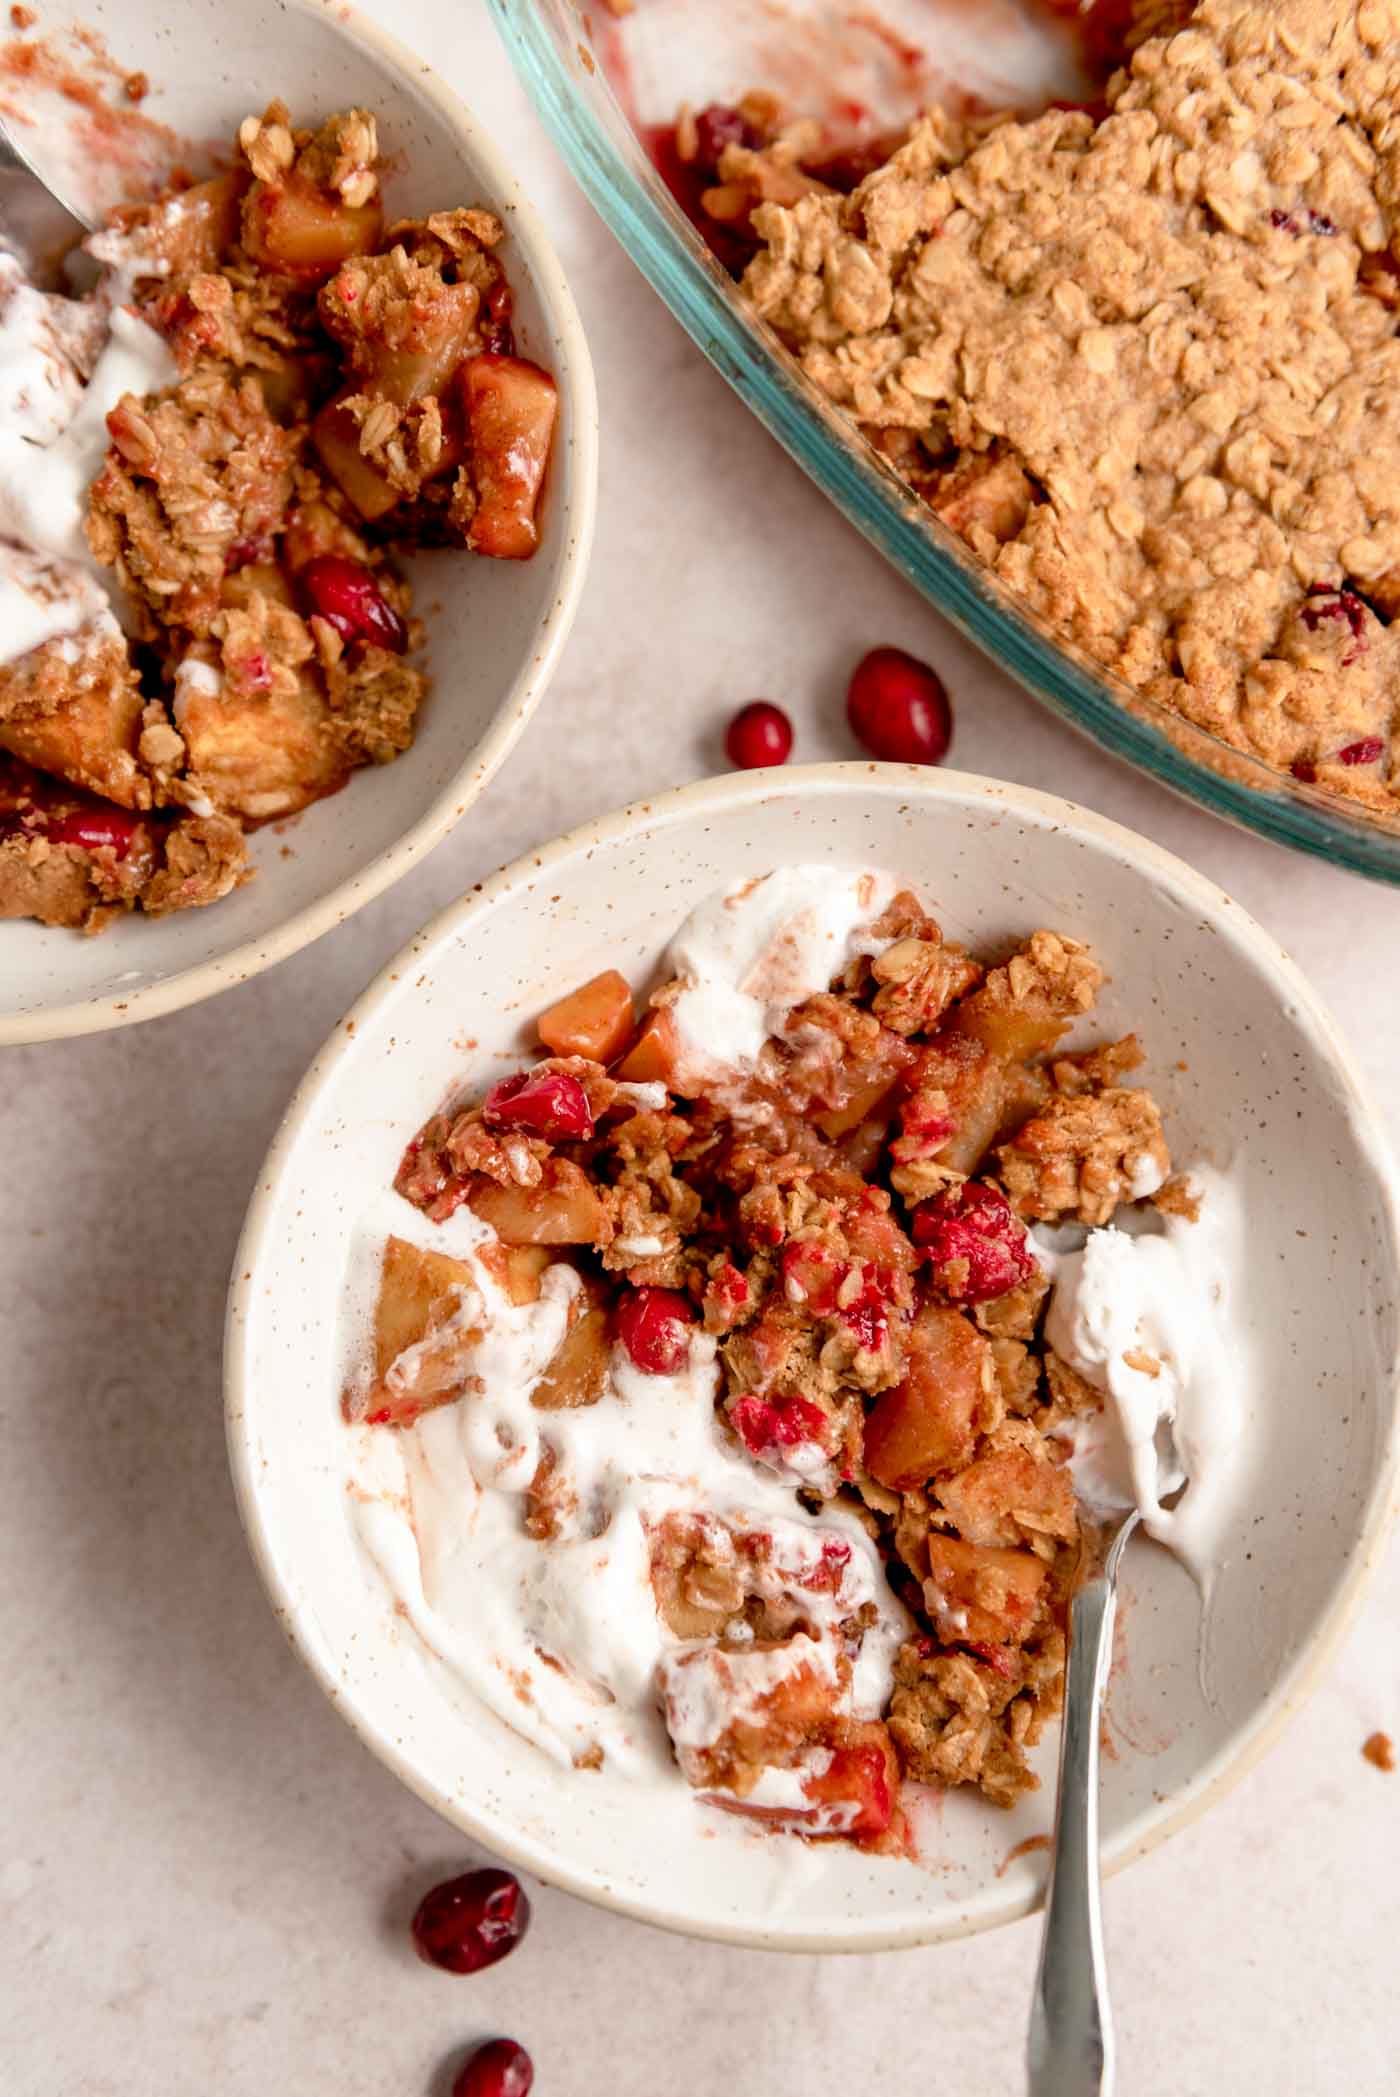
xmin=0 ymin=103 xmax=557 ymax=934
xmin=344 ymin=867 xmax=1240 ymax=1847
xmin=665 ymin=0 xmax=1400 ymax=815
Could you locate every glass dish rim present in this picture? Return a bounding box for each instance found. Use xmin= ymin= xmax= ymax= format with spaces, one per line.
xmin=491 ymin=0 xmax=1400 ymax=886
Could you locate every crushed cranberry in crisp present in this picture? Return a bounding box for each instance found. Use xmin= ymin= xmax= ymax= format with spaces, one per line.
xmin=233 ymin=649 xmax=273 ymax=691
xmin=1291 ymin=758 xmax=1319 ymax=783
xmin=452 ymin=2038 xmax=534 ymax=2097
xmin=912 ymin=1181 xmax=1035 ymax=1303
xmin=1269 ymin=206 xmax=1337 ymax=235
xmin=963 ymin=1639 xmax=1017 ymax=1679
xmin=300 ymin=553 xmax=408 ymax=653
xmin=1300 ymin=585 xmax=1368 ymax=662
xmin=224 ymin=533 xmax=273 ymax=571
xmin=1339 ymin=736 xmax=1385 ymax=766
xmin=41 ymin=806 xmax=144 ymax=857
xmin=412 ymin=1869 xmax=531 ymax=1975
xmin=482 ymin=1069 xmax=595 ymax=1142
xmin=725 ymin=700 xmax=793 ymax=770
xmin=483 ymin=279 xmax=516 ymax=357
xmin=730 ymin=1391 xmax=830 ymax=1454
xmin=847 ymin=646 xmax=952 ymax=764
xmin=693 ymin=103 xmax=759 ymax=173
xmin=615 ymin=1286 xmax=695 ymax=1374
xmin=781 ymin=1241 xmax=844 ymax=1314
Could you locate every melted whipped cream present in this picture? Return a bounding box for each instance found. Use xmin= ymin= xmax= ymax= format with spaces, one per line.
xmin=346 ymin=1193 xmax=908 ymax=1782
xmin=1041 ymin=1165 xmax=1250 ymax=1583
xmin=0 ymin=237 xmax=175 ymax=667
xmin=663 ymin=865 xmax=896 ymax=1082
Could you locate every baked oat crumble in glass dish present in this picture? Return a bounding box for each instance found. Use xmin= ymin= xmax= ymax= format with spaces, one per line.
xmin=496 ymin=0 xmax=1400 ymax=878
xmin=0 ymin=101 xmax=557 ymax=935
xmin=342 ymin=864 xmax=1246 ymax=1847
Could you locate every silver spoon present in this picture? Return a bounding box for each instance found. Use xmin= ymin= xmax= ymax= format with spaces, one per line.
xmin=0 ymin=110 xmax=95 ymax=284
xmin=1027 ymin=1507 xmax=1140 ymax=2097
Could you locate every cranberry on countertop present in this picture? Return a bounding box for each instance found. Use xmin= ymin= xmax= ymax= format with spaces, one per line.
xmin=411 ymin=1868 xmax=531 ymax=1976
xmin=300 ymin=553 xmax=407 ymax=653
xmin=725 ymin=700 xmax=793 ymax=769
xmin=846 ymin=646 xmax=952 ymax=764
xmin=453 ymin=2038 xmax=534 ymax=2097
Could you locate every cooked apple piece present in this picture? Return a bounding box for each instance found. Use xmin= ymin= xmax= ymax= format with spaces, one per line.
xmin=468 ymin=1159 xmax=606 ymax=1245
xmin=144 ymin=169 xmax=245 ymax=275
xmin=361 ymin=1233 xmax=482 ymax=1424
xmin=0 ymin=652 xmax=147 ymax=808
xmin=477 ymin=1241 xmax=552 ymax=1305
xmin=461 ymin=352 xmax=557 ymax=559
xmin=863 ymin=1303 xmax=992 ymax=1490
xmin=537 ymin=969 xmax=636 ymax=1064
xmin=797 ymin=1726 xmax=899 ymax=1840
xmin=936 ymin=1422 xmax=1078 ymax=1547
xmin=311 ymin=394 xmax=401 ymax=522
xmin=176 ymin=670 xmax=347 ymax=821
xmin=925 ymin=1532 xmax=1048 ymax=1644
xmin=220 ymin=563 xmax=295 ymax=612
xmin=533 ymin=1303 xmax=609 ymax=1410
xmin=614 ymin=1009 xmax=679 ymax=1085
xmin=243 ymin=171 xmax=383 ymax=280
xmin=281 ymin=498 xmax=373 ymax=575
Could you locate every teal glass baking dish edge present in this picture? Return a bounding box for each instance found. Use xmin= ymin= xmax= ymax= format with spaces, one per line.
xmin=491 ymin=0 xmax=1400 ymax=885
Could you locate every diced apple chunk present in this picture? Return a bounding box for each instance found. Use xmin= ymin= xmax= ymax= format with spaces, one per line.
xmin=614 ymin=1009 xmax=679 ymax=1085
xmin=537 ymin=970 xmax=636 ymax=1064
xmin=243 ymin=172 xmax=383 ymax=279
xmin=175 ymin=671 xmax=347 ymax=821
xmin=311 ymin=394 xmax=400 ymax=522
xmin=468 ymin=1160 xmax=606 ymax=1245
xmin=461 ymin=352 xmax=557 ymax=559
xmin=0 ymin=659 xmax=147 ymax=808
xmin=925 ymin=1532 xmax=1048 ymax=1644
xmin=477 ymin=1241 xmax=551 ymax=1305
xmin=363 ymin=1234 xmax=481 ymax=1425
xmin=322 ymin=274 xmax=479 ymax=403
xmin=532 ymin=1304 xmax=609 ymax=1410
xmin=863 ymin=1303 xmax=992 ymax=1490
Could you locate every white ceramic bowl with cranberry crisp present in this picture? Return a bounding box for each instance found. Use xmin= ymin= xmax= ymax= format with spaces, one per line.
xmin=0 ymin=0 xmax=596 ymax=1045
xmin=227 ymin=765 xmax=1400 ymax=1951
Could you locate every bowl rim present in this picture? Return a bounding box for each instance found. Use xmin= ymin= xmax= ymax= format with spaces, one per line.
xmin=0 ymin=0 xmax=599 ymax=1048
xmin=225 ymin=762 xmax=1400 ymax=1951
xmin=489 ymin=0 xmax=1400 ymax=888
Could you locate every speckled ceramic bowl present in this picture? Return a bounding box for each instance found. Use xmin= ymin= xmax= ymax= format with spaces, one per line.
xmin=227 ymin=765 xmax=1400 ymax=1950
xmin=0 ymin=0 xmax=597 ymax=1044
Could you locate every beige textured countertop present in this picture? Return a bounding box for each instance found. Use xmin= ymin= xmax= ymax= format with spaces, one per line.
xmin=5 ymin=5 xmax=1399 ymax=2090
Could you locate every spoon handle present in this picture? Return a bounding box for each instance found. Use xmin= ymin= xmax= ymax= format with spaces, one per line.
xmin=1026 ymin=1566 xmax=1121 ymax=2097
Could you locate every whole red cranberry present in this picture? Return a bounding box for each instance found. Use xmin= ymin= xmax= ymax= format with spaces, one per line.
xmin=300 ymin=553 xmax=408 ymax=653
xmin=482 ymin=1069 xmax=595 ymax=1142
xmin=725 ymin=700 xmax=793 ymax=770
xmin=453 ymin=2038 xmax=534 ymax=2097
xmin=912 ymin=1180 xmax=1034 ymax=1303
xmin=411 ymin=1868 xmax=531 ymax=1975
xmin=846 ymin=646 xmax=951 ymax=764
xmin=615 ymin=1286 xmax=695 ymax=1374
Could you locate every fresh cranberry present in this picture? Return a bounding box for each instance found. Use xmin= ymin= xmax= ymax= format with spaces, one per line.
xmin=912 ymin=1181 xmax=1035 ymax=1303
xmin=411 ymin=1868 xmax=531 ymax=1976
xmin=730 ymin=1391 xmax=830 ymax=1454
xmin=300 ymin=553 xmax=407 ymax=653
xmin=1339 ymin=736 xmax=1385 ymax=766
xmin=846 ymin=646 xmax=952 ymax=764
xmin=42 ymin=805 xmax=143 ymax=858
xmin=615 ymin=1286 xmax=695 ymax=1374
xmin=481 ymin=1069 xmax=595 ymax=1142
xmin=453 ymin=2038 xmax=534 ymax=2097
xmin=693 ymin=103 xmax=758 ymax=174
xmin=724 ymin=700 xmax=793 ymax=770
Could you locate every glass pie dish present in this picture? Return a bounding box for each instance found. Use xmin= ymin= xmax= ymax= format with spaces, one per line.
xmin=492 ymin=0 xmax=1400 ymax=885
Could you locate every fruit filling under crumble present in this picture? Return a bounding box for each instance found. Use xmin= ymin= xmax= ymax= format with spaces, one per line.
xmin=344 ymin=866 xmax=1240 ymax=1848
xmin=0 ymin=102 xmax=557 ymax=934
xmin=657 ymin=0 xmax=1400 ymax=818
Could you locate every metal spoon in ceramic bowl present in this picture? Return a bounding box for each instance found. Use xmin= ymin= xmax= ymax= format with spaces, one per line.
xmin=0 ymin=110 xmax=94 ymax=281
xmin=1026 ymin=1505 xmax=1141 ymax=2096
